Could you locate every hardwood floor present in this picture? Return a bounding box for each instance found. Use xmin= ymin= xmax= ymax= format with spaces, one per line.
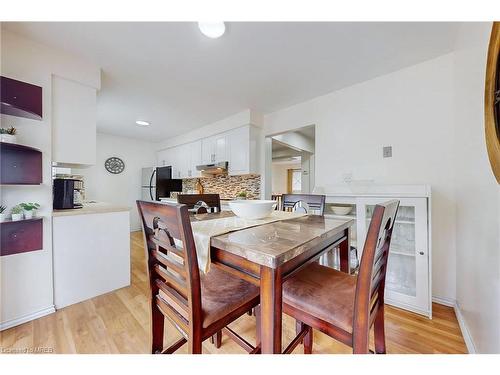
xmin=0 ymin=231 xmax=467 ymax=354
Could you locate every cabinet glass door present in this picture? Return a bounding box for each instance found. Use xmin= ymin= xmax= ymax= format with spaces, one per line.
xmin=358 ymin=197 xmax=429 ymax=317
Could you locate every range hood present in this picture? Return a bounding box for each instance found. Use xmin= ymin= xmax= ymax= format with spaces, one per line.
xmin=196 ymin=161 xmax=228 ymax=175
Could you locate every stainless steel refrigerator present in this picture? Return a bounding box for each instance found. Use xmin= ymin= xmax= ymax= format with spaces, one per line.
xmin=141 ymin=166 xmax=183 ymax=201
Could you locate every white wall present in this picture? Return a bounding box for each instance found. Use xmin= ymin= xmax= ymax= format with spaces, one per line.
xmin=0 ymin=28 xmax=100 ymax=328
xmin=453 ymin=23 xmax=500 ymax=353
xmin=73 ymin=133 xmax=157 ymax=231
xmin=265 ymin=54 xmax=457 ymax=302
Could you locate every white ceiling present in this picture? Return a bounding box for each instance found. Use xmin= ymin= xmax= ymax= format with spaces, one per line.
xmin=4 ymin=22 xmax=461 ymax=142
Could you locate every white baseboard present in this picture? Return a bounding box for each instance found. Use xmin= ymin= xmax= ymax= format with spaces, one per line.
xmin=432 ymin=296 xmax=476 ymax=354
xmin=432 ymin=296 xmax=455 ymax=307
xmin=453 ymin=301 xmax=477 ymax=354
xmin=0 ymin=306 xmax=55 ymax=331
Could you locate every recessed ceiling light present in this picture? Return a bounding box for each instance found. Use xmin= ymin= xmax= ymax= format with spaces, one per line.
xmin=198 ymin=22 xmax=225 ymax=39
xmin=136 ymin=120 xmax=150 ymax=126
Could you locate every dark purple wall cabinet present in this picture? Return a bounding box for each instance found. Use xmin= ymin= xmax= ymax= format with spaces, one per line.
xmin=1 ymin=76 xmax=42 ymax=120
xmin=0 ymin=218 xmax=43 ymax=256
xmin=0 ymin=142 xmax=42 ymax=185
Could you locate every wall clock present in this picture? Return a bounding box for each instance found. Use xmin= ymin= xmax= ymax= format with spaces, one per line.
xmin=104 ymin=157 xmax=125 ymax=174
xmin=485 ymin=22 xmax=500 ymax=183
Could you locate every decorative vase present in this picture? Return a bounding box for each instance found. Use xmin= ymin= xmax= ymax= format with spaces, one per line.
xmin=0 ymin=134 xmax=17 ymax=144
xmin=24 ymin=210 xmax=35 ymax=219
xmin=11 ymin=213 xmax=23 ymax=221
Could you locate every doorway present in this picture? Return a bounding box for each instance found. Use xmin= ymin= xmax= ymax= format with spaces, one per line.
xmin=266 ymin=125 xmax=315 ymax=198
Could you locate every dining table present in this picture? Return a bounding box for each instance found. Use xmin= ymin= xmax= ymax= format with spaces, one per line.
xmin=190 ymin=211 xmax=355 ymax=354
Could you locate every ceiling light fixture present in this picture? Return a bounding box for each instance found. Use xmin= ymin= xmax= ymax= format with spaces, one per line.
xmin=135 ymin=120 xmax=150 ymax=126
xmin=198 ymin=22 xmax=225 ymax=39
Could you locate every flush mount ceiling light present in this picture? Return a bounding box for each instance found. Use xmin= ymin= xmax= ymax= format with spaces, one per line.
xmin=135 ymin=120 xmax=150 ymax=126
xmin=198 ymin=22 xmax=225 ymax=39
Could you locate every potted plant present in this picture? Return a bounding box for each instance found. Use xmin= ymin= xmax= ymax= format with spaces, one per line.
xmin=236 ymin=191 xmax=248 ymax=200
xmin=11 ymin=205 xmax=24 ymax=221
xmin=20 ymin=202 xmax=40 ymax=219
xmin=0 ymin=205 xmax=7 ymax=221
xmin=0 ymin=126 xmax=17 ymax=144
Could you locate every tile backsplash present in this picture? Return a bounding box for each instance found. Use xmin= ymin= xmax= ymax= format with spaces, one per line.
xmin=182 ymin=174 xmax=261 ymax=199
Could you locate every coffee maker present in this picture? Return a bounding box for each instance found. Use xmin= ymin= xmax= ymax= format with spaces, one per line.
xmin=53 ymin=178 xmax=84 ymax=209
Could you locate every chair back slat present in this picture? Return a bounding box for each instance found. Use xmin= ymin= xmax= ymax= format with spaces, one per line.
xmin=155 ymin=279 xmax=189 ymax=311
xmin=152 ymin=249 xmax=187 ymax=278
xmin=281 ymin=194 xmax=326 ymax=215
xmin=137 ymin=200 xmax=203 ymax=338
xmin=152 ymin=238 xmax=185 ymax=259
xmin=154 ymin=261 xmax=188 ymax=299
xmin=352 ymin=200 xmax=399 ymax=349
xmin=156 ymin=295 xmax=190 ymax=334
xmin=178 ymin=193 xmax=221 ymax=213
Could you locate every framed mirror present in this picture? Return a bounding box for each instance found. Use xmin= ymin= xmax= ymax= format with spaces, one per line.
xmin=485 ymin=22 xmax=500 ymax=183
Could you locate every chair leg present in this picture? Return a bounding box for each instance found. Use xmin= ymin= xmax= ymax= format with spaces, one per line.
xmin=374 ymin=307 xmax=386 ymax=354
xmin=255 ymin=305 xmax=261 ymax=346
xmin=188 ymin=337 xmax=203 ymax=354
xmin=211 ymin=331 xmax=222 ymax=349
xmin=151 ymin=304 xmax=165 ymax=354
xmin=296 ymin=320 xmax=304 ymax=344
xmin=303 ymin=326 xmax=313 ymax=354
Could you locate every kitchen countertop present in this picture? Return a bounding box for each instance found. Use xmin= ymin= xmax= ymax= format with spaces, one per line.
xmin=52 ymin=202 xmax=130 ymax=217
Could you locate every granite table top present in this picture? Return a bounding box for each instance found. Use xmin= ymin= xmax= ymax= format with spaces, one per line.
xmin=199 ymin=213 xmax=354 ymax=268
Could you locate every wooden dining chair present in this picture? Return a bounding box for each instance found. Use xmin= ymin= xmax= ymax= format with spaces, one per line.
xmin=281 ymin=194 xmax=326 ymax=215
xmin=178 ymin=193 xmax=221 ymax=213
xmin=137 ymin=200 xmax=261 ymax=354
xmin=282 ymin=200 xmax=400 ymax=354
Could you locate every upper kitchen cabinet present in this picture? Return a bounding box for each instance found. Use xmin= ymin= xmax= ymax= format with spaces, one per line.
xmin=201 ymin=133 xmax=228 ymax=164
xmin=52 ymin=76 xmax=97 ymax=166
xmin=0 ymin=76 xmax=43 ymax=120
xmin=159 ymin=141 xmax=202 ymax=179
xmin=187 ymin=140 xmax=202 ymax=178
xmin=227 ymin=125 xmax=261 ymax=175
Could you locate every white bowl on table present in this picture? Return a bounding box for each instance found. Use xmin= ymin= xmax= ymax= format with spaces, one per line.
xmin=228 ymin=200 xmax=277 ymax=220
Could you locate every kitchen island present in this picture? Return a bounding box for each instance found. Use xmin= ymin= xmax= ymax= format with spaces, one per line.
xmin=52 ymin=202 xmax=130 ymax=309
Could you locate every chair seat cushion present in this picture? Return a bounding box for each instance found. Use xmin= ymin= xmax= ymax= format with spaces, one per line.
xmin=201 ymin=267 xmax=259 ymax=328
xmin=283 ymin=262 xmax=357 ymax=333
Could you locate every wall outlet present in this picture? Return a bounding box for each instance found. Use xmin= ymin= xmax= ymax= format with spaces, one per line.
xmin=342 ymin=173 xmax=353 ymax=183
xmin=383 ymin=146 xmax=392 ymax=158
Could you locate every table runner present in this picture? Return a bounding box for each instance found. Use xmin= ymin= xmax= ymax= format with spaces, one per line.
xmin=191 ymin=211 xmax=306 ymax=272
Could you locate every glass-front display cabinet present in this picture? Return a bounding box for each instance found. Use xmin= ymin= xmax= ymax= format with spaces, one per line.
xmin=325 ymin=194 xmax=431 ymax=318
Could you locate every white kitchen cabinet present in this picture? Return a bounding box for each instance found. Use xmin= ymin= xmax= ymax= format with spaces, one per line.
xmin=52 ymin=75 xmax=97 ymax=166
xmin=159 ymin=147 xmax=180 ymax=178
xmin=227 ymin=125 xmax=261 ymax=175
xmin=159 ymin=141 xmax=202 ymax=179
xmin=158 ymin=125 xmax=261 ymax=177
xmin=187 ymin=140 xmax=202 ymax=178
xmin=324 ymin=186 xmax=432 ymax=318
xmin=202 ymin=134 xmax=228 ymax=164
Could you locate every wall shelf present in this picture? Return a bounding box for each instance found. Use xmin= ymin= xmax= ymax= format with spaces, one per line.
xmin=0 ymin=76 xmax=42 ymax=120
xmin=0 ymin=142 xmax=42 ymax=185
xmin=0 ymin=217 xmax=43 ymax=256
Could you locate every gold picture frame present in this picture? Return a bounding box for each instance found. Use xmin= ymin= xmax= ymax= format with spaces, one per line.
xmin=485 ymin=22 xmax=500 ymax=183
